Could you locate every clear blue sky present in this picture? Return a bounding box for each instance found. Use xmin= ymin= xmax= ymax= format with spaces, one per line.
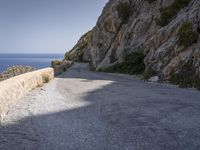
xmin=0 ymin=0 xmax=108 ymax=54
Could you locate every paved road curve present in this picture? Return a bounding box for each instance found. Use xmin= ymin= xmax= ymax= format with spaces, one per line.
xmin=1 ymin=63 xmax=200 ymax=150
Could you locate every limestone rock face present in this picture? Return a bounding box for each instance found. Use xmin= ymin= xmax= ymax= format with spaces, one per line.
xmin=65 ymin=0 xmax=200 ymax=80
xmin=64 ymin=31 xmax=92 ymax=62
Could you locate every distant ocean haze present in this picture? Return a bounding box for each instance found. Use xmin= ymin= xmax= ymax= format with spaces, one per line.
xmin=0 ymin=53 xmax=64 ymax=73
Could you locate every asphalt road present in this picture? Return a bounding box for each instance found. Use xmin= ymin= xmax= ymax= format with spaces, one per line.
xmin=1 ymin=63 xmax=200 ymax=150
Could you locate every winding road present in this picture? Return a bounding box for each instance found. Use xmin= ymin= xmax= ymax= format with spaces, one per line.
xmin=1 ymin=63 xmax=200 ymax=150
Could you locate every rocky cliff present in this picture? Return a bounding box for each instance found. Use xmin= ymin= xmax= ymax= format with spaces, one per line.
xmin=64 ymin=31 xmax=91 ymax=62
xmin=65 ymin=0 xmax=200 ymax=88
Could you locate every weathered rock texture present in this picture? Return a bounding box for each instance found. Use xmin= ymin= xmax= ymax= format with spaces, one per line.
xmin=0 ymin=66 xmax=34 ymax=81
xmin=65 ymin=0 xmax=200 ymax=81
xmin=65 ymin=31 xmax=92 ymax=62
xmin=0 ymin=68 xmax=54 ymax=122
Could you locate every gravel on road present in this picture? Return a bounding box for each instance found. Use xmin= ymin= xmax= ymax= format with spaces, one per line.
xmin=1 ymin=63 xmax=200 ymax=150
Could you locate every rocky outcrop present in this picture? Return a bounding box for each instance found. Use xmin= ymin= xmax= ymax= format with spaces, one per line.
xmin=64 ymin=31 xmax=92 ymax=62
xmin=0 ymin=66 xmax=34 ymax=81
xmin=65 ymin=0 xmax=200 ymax=88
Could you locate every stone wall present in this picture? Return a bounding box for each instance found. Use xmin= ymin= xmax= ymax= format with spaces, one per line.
xmin=53 ymin=61 xmax=74 ymax=76
xmin=0 ymin=68 xmax=54 ymax=122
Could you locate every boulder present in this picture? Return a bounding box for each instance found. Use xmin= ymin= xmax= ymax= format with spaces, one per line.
xmin=148 ymin=76 xmax=160 ymax=82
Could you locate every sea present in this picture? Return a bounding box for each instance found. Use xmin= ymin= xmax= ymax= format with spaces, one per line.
xmin=0 ymin=53 xmax=64 ymax=73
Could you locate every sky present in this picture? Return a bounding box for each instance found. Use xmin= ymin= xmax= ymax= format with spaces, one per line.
xmin=0 ymin=0 xmax=108 ymax=54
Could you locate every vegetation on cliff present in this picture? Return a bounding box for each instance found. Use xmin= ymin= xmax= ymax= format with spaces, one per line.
xmin=101 ymin=52 xmax=158 ymax=80
xmin=117 ymin=2 xmax=131 ymax=24
xmin=145 ymin=0 xmax=156 ymax=3
xmin=178 ymin=22 xmax=199 ymax=47
xmin=65 ymin=31 xmax=91 ymax=62
xmin=143 ymin=68 xmax=157 ymax=80
xmin=51 ymin=60 xmax=62 ymax=68
xmin=158 ymin=0 xmax=191 ymax=26
xmin=169 ymin=61 xmax=200 ymax=90
xmin=101 ymin=52 xmax=145 ymax=75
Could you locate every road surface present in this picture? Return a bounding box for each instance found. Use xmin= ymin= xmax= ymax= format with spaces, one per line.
xmin=1 ymin=63 xmax=200 ymax=150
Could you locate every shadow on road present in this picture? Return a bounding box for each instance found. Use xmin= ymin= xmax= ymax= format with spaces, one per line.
xmin=1 ymin=63 xmax=200 ymax=150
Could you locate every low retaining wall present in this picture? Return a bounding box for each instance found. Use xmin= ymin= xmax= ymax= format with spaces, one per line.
xmin=0 ymin=68 xmax=54 ymax=122
xmin=53 ymin=61 xmax=74 ymax=75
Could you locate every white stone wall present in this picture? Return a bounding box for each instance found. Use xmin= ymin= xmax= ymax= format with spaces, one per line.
xmin=0 ymin=68 xmax=54 ymax=122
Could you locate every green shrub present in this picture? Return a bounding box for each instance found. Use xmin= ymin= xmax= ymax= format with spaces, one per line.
xmin=158 ymin=0 xmax=191 ymax=26
xmin=51 ymin=60 xmax=62 ymax=67
xmin=143 ymin=68 xmax=157 ymax=80
xmin=170 ymin=73 xmax=193 ymax=88
xmin=102 ymin=52 xmax=145 ymax=75
xmin=169 ymin=61 xmax=200 ymax=89
xmin=145 ymin=0 xmax=156 ymax=3
xmin=170 ymin=73 xmax=200 ymax=89
xmin=117 ymin=2 xmax=131 ymax=24
xmin=178 ymin=22 xmax=198 ymax=47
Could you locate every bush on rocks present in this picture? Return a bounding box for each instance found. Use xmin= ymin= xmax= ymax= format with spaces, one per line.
xmin=178 ymin=22 xmax=199 ymax=47
xmin=169 ymin=61 xmax=200 ymax=90
xmin=51 ymin=60 xmax=62 ymax=67
xmin=143 ymin=68 xmax=157 ymax=80
xmin=158 ymin=0 xmax=191 ymax=26
xmin=101 ymin=52 xmax=145 ymax=75
xmin=145 ymin=0 xmax=156 ymax=3
xmin=117 ymin=2 xmax=131 ymax=24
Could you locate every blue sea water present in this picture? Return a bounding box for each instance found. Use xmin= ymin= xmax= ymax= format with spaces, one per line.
xmin=0 ymin=53 xmax=64 ymax=73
